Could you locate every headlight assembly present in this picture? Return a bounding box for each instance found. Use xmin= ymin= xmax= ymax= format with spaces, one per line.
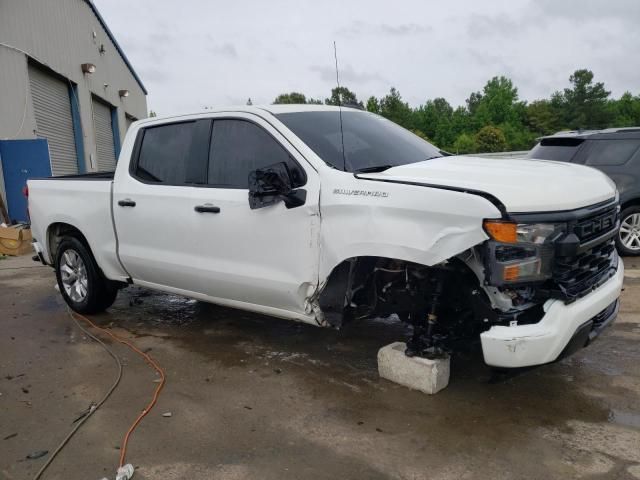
xmin=483 ymin=220 xmax=566 ymax=285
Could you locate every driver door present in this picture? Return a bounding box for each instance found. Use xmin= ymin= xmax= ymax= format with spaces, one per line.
xmin=192 ymin=114 xmax=320 ymax=313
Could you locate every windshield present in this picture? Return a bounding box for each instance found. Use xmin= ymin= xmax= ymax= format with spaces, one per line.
xmin=275 ymin=110 xmax=442 ymax=172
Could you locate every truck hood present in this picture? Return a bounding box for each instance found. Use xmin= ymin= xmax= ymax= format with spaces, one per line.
xmin=357 ymin=156 xmax=617 ymax=213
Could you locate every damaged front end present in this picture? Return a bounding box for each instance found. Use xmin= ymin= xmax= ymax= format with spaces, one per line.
xmin=316 ymin=198 xmax=621 ymax=366
xmin=317 ymin=255 xmax=506 ymax=359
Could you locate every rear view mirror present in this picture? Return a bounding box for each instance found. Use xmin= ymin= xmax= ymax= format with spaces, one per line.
xmin=248 ymin=162 xmax=306 ymax=210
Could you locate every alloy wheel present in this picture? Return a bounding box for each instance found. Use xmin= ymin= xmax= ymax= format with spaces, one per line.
xmin=60 ymin=249 xmax=89 ymax=302
xmin=619 ymin=213 xmax=640 ymax=251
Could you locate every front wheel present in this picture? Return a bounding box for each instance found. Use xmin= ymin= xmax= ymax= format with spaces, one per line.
xmin=55 ymin=237 xmax=118 ymax=313
xmin=617 ymin=206 xmax=640 ymax=257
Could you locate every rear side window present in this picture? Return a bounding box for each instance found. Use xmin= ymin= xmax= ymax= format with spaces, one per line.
xmin=134 ymin=121 xmax=202 ymax=184
xmin=580 ymin=139 xmax=640 ymax=166
xmin=527 ymin=137 xmax=584 ymax=162
xmin=208 ymin=119 xmax=304 ymax=188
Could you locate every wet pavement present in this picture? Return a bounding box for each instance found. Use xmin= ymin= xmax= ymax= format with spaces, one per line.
xmin=1 ymin=255 xmax=640 ymax=480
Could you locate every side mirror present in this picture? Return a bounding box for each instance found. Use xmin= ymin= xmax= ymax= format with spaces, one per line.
xmin=248 ymin=162 xmax=306 ymax=210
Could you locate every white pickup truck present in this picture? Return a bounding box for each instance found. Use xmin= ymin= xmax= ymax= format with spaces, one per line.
xmin=28 ymin=105 xmax=624 ymax=368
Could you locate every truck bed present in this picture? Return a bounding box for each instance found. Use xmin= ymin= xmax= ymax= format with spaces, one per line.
xmin=27 ymin=176 xmax=128 ymax=282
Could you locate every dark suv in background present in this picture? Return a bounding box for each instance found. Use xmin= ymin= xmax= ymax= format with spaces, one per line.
xmin=528 ymin=128 xmax=640 ymax=256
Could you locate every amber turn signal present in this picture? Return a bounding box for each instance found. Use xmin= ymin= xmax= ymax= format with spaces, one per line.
xmin=502 ymin=264 xmax=520 ymax=281
xmin=483 ymin=220 xmax=517 ymax=243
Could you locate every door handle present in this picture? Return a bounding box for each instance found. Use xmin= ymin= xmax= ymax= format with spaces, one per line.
xmin=194 ymin=204 xmax=220 ymax=213
xmin=118 ymin=199 xmax=136 ymax=207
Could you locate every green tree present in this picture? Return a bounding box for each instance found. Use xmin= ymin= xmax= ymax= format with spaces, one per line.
xmin=410 ymin=129 xmax=431 ymax=142
xmin=474 ymin=125 xmax=507 ymax=152
xmin=379 ymin=88 xmax=413 ymax=129
xmin=501 ymin=122 xmax=537 ymax=151
xmin=269 ymin=69 xmax=637 ymax=153
xmin=273 ymin=92 xmax=309 ymax=104
xmin=452 ymin=133 xmax=476 ymax=154
xmin=414 ymin=97 xmax=457 ymax=148
xmin=466 ymin=91 xmax=483 ymax=116
xmin=610 ymin=92 xmax=640 ymax=127
xmin=449 ymin=107 xmax=473 ymax=143
xmin=473 ymin=76 xmax=524 ymax=127
xmin=525 ymin=99 xmax=561 ymax=136
xmin=325 ymin=86 xmax=363 ymax=108
xmin=560 ymin=69 xmax=611 ymax=129
xmin=366 ymin=96 xmax=380 ymax=114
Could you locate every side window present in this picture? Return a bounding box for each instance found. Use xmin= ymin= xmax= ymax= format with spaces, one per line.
xmin=134 ymin=121 xmax=208 ymax=184
xmin=208 ymin=119 xmax=305 ymax=188
xmin=581 ymin=139 xmax=640 ymax=167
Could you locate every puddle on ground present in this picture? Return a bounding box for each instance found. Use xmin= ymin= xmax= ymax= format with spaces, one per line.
xmin=89 ymin=286 xmax=619 ymax=434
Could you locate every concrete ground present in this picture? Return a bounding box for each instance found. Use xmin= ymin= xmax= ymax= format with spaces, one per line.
xmin=1 ymin=254 xmax=640 ymax=480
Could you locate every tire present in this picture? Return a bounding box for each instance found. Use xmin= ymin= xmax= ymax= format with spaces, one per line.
xmin=617 ymin=206 xmax=640 ymax=257
xmin=55 ymin=236 xmax=118 ymax=313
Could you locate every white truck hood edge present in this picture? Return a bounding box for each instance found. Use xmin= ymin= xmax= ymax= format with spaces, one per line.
xmin=357 ymin=156 xmax=617 ymax=213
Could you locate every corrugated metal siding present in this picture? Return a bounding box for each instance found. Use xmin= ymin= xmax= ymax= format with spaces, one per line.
xmin=28 ymin=65 xmax=78 ymax=176
xmin=92 ymin=98 xmax=116 ymax=171
xmin=125 ymin=115 xmax=135 ymax=132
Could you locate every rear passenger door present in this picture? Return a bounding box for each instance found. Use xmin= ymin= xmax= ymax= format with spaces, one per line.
xmin=113 ymin=119 xmax=214 ymax=293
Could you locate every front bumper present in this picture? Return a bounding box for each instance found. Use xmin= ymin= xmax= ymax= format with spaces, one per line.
xmin=480 ymin=260 xmax=624 ymax=368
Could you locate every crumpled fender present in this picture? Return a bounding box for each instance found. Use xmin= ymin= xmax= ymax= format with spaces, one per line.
xmin=318 ymin=172 xmax=502 ymax=281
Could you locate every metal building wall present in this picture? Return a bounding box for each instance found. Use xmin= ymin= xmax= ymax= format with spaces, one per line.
xmin=0 ymin=0 xmax=147 ymax=202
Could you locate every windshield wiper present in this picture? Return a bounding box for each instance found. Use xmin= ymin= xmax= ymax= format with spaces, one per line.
xmin=355 ymin=165 xmax=394 ymax=173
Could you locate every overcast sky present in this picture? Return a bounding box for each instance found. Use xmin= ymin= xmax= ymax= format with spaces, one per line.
xmin=94 ymin=0 xmax=640 ymax=115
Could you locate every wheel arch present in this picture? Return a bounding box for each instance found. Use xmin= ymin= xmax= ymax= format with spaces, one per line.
xmin=316 ymin=253 xmax=484 ymax=328
xmin=47 ymin=222 xmax=93 ymax=266
xmin=621 ymin=197 xmax=640 ymax=211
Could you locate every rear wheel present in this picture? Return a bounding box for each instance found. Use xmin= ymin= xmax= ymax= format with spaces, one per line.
xmin=55 ymin=237 xmax=118 ymax=313
xmin=617 ymin=206 xmax=640 ymax=257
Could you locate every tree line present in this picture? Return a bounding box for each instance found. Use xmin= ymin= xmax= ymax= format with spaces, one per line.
xmin=272 ymin=69 xmax=640 ymax=153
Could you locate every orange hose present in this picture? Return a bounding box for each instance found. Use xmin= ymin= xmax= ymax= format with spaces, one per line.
xmin=71 ymin=311 xmax=166 ymax=468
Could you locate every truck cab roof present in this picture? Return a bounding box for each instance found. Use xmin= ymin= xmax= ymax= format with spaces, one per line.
xmin=136 ymin=105 xmax=364 ymax=127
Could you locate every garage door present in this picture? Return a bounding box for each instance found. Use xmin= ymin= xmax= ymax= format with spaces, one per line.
xmin=28 ymin=65 xmax=79 ymax=176
xmin=92 ymin=97 xmax=117 ymax=171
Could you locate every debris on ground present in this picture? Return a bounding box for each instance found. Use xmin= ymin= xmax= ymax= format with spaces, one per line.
xmin=162 ymin=412 xmax=172 ymax=417
xmin=3 ymin=433 xmax=18 ymax=440
xmin=26 ymin=450 xmax=48 ymax=460
xmin=115 ymin=463 xmax=135 ymax=480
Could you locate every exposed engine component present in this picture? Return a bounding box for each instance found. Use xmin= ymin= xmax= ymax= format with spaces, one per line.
xmin=318 ymin=255 xmax=547 ymax=360
xmin=405 ymin=271 xmax=449 ymax=359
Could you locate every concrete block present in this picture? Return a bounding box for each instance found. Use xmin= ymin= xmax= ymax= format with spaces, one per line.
xmin=377 ymin=342 xmax=450 ymax=395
